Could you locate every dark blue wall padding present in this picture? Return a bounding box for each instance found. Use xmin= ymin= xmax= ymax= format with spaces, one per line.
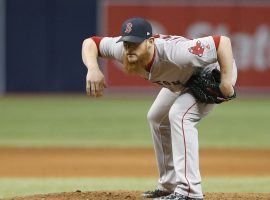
xmin=6 ymin=0 xmax=97 ymax=92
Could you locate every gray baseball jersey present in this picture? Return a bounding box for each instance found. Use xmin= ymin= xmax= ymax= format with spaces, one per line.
xmin=94 ymin=34 xmax=219 ymax=92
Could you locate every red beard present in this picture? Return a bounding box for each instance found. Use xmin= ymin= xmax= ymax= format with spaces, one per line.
xmin=123 ymin=51 xmax=150 ymax=75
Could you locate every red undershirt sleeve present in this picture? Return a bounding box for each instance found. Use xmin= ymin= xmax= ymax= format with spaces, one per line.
xmin=212 ymin=35 xmax=221 ymax=51
xmin=91 ymin=36 xmax=104 ymax=57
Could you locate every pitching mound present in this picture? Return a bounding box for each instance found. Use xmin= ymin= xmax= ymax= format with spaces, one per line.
xmin=5 ymin=191 xmax=270 ymax=200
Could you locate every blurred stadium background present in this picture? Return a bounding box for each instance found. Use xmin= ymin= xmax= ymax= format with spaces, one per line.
xmin=0 ymin=0 xmax=269 ymax=199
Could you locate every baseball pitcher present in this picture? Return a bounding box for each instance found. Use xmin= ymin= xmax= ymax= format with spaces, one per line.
xmin=82 ymin=17 xmax=237 ymax=200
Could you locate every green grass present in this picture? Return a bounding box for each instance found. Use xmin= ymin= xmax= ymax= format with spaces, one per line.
xmin=198 ymin=98 xmax=270 ymax=148
xmin=0 ymin=177 xmax=269 ymax=198
xmin=0 ymin=95 xmax=269 ymax=148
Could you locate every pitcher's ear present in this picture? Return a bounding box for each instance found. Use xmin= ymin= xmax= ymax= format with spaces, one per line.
xmin=148 ymin=37 xmax=154 ymax=44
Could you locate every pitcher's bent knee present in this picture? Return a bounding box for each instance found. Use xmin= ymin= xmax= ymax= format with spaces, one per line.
xmin=147 ymin=109 xmax=160 ymax=125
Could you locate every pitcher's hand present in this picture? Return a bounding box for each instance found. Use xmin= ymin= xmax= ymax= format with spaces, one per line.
xmin=86 ymin=68 xmax=107 ymax=97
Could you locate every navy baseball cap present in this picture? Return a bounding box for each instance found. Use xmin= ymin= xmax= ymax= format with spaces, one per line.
xmin=117 ymin=17 xmax=152 ymax=43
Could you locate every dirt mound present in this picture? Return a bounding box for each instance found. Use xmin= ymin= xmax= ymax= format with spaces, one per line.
xmin=5 ymin=191 xmax=270 ymax=200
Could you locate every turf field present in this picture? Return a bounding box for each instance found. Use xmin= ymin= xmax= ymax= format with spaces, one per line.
xmin=0 ymin=95 xmax=269 ymax=198
xmin=0 ymin=95 xmax=269 ymax=148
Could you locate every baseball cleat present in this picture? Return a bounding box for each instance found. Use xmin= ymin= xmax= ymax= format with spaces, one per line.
xmin=141 ymin=189 xmax=172 ymax=198
xmin=187 ymin=197 xmax=203 ymax=200
xmin=155 ymin=192 xmax=203 ymax=200
xmin=155 ymin=192 xmax=187 ymax=200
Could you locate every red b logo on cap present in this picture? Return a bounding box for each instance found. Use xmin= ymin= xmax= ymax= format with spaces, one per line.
xmin=125 ymin=23 xmax=133 ymax=33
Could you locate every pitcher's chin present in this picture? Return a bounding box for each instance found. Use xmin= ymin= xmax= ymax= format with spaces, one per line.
xmin=126 ymin=55 xmax=138 ymax=63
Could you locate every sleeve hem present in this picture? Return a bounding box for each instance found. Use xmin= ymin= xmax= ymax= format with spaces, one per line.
xmin=212 ymin=35 xmax=221 ymax=50
xmin=91 ymin=36 xmax=104 ymax=56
